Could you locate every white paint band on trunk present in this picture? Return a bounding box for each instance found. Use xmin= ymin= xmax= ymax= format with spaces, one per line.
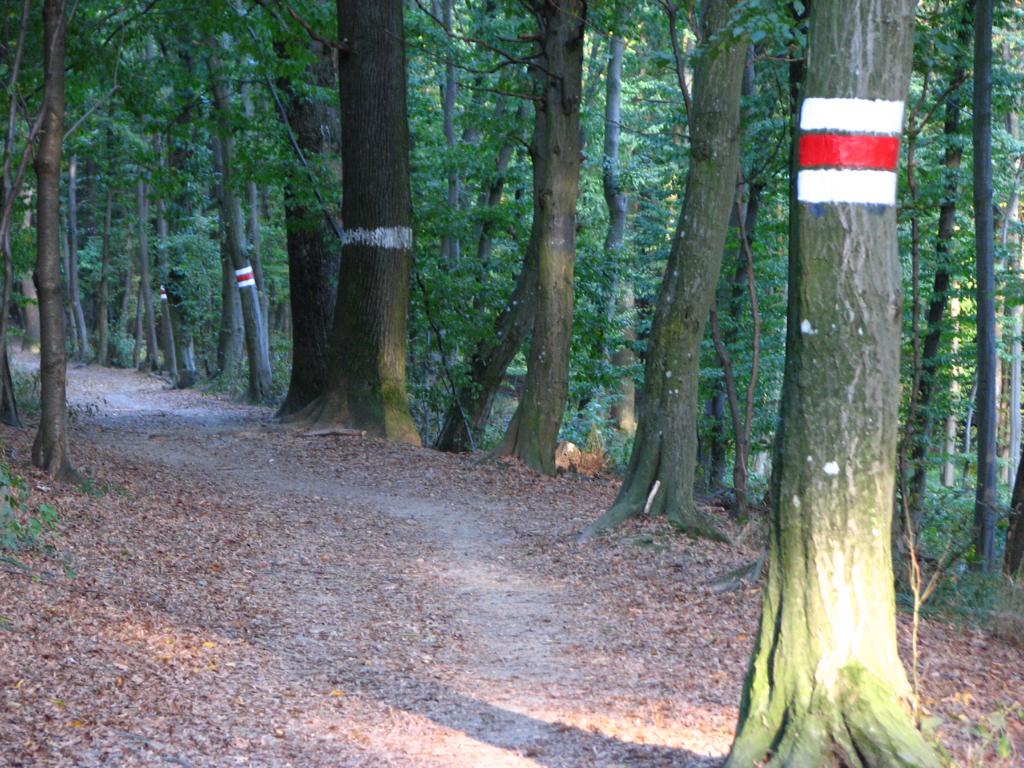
xmin=797 ymin=169 xmax=897 ymax=206
xmin=800 ymin=98 xmax=905 ymax=134
xmin=235 ymin=265 xmax=256 ymax=288
xmin=341 ymin=226 xmax=413 ymax=250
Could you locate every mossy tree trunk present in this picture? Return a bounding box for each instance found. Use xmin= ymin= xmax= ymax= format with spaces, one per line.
xmin=726 ymin=1 xmax=941 ymax=764
xmin=580 ymin=0 xmax=747 ymax=539
xmin=302 ymin=0 xmax=419 ymax=443
xmin=493 ymin=0 xmax=586 ymax=476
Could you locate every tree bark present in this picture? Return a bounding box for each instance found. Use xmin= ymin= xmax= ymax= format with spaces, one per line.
xmin=493 ymin=0 xmax=587 ymax=475
xmin=32 ymin=0 xmax=74 ymax=480
xmin=905 ymin=69 xmax=968 ymax=520
xmin=726 ymin=1 xmax=940 ymax=764
xmin=580 ymin=0 xmax=747 ymax=538
xmin=602 ymin=35 xmax=636 ymax=435
xmin=433 ymin=102 xmax=531 ymax=452
xmin=96 ymin=188 xmax=112 ymax=365
xmin=208 ymin=62 xmax=273 ymax=401
xmin=1008 ymin=447 xmax=1024 ymax=576
xmin=20 ymin=276 xmax=39 ymax=352
xmin=303 ymin=0 xmax=419 ymax=442
xmin=135 ymin=179 xmax=159 ymax=371
xmin=973 ymin=0 xmax=997 ymax=572
xmin=66 ymin=155 xmax=90 ymax=359
xmin=242 ymin=85 xmax=270 ymax=351
xmin=276 ymin=40 xmax=339 ymax=417
xmin=155 ymin=201 xmax=178 ymax=381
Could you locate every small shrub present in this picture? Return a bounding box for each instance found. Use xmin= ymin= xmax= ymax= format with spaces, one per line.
xmin=993 ymin=579 xmax=1024 ymax=648
xmin=0 ymin=461 xmax=58 ymax=557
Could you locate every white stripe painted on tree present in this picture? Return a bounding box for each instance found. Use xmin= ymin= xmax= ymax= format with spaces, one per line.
xmin=235 ymin=266 xmax=256 ymax=288
xmin=799 ymin=97 xmax=905 ymax=134
xmin=797 ymin=168 xmax=898 ymax=206
xmin=340 ymin=226 xmax=413 ymax=250
xmin=798 ymin=99 xmax=905 ymax=135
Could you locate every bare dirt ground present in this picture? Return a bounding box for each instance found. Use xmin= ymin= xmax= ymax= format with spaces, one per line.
xmin=1 ymin=360 xmax=1021 ymax=767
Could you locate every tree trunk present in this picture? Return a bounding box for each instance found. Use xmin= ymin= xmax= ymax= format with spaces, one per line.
xmin=493 ymin=0 xmax=587 ymax=475
xmin=66 ymin=155 xmax=90 ymax=359
xmin=96 ymin=188 xmax=112 ymax=365
xmin=20 ymin=276 xmax=39 ymax=352
xmin=212 ymin=139 xmax=242 ymax=375
xmin=435 ymin=0 xmax=460 ymax=265
xmin=602 ymin=35 xmax=636 ymax=435
xmin=32 ymin=0 xmax=74 ymax=480
xmin=433 ymin=103 xmax=531 ymax=452
xmin=580 ymin=0 xmax=747 ymax=539
xmin=726 ymin=1 xmax=940 ymax=764
xmin=1008 ymin=447 xmax=1024 ymax=576
xmin=242 ymin=85 xmax=270 ymax=351
xmin=135 ymin=179 xmax=159 ymax=372
xmin=155 ymin=201 xmax=178 ymax=381
xmin=303 ymin=0 xmax=418 ymax=442
xmin=208 ymin=67 xmax=273 ymax=401
xmin=973 ymin=0 xmax=997 ymax=572
xmin=276 ymin=40 xmax=339 ymax=417
xmin=905 ymin=64 xmax=968 ymax=519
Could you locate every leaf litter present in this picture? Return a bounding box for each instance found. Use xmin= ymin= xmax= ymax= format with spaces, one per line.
xmin=0 ymin=362 xmax=1020 ymax=767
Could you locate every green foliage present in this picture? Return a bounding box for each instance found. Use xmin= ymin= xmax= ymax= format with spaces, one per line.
xmin=0 ymin=463 xmax=58 ymax=556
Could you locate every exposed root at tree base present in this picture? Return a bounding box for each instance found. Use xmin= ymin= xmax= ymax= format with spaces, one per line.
xmin=727 ymin=665 xmax=942 ymax=768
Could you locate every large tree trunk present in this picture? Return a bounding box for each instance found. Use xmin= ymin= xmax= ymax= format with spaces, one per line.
xmin=973 ymin=0 xmax=997 ymax=572
xmin=96 ymin=188 xmax=112 ymax=365
xmin=602 ymin=35 xmax=636 ymax=435
xmin=276 ymin=40 xmax=339 ymax=417
xmin=493 ymin=0 xmax=586 ymax=475
xmin=302 ymin=0 xmax=418 ymax=442
xmin=208 ymin=67 xmax=273 ymax=401
xmin=135 ymin=179 xmax=159 ymax=372
xmin=726 ymin=1 xmax=940 ymax=764
xmin=32 ymin=0 xmax=74 ymax=480
xmin=580 ymin=0 xmax=747 ymax=539
xmin=1008 ymin=447 xmax=1024 ymax=576
xmin=66 ymin=155 xmax=90 ymax=359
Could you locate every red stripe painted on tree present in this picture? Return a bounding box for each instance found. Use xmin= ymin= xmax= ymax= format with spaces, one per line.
xmin=799 ymin=134 xmax=899 ymax=171
xmin=235 ymin=266 xmax=256 ymax=288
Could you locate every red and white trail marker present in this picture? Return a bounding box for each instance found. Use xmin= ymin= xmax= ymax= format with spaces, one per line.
xmin=159 ymin=285 xmax=168 ymax=301
xmin=797 ymin=97 xmax=904 ymax=206
xmin=235 ymin=265 xmax=256 ymax=289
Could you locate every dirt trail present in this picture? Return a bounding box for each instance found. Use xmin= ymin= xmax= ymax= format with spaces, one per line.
xmin=3 ymin=362 xmax=731 ymax=767
xmin=4 ymin=362 xmax=1021 ymax=767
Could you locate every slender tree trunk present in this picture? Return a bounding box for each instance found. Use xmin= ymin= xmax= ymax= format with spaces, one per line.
xmin=155 ymin=201 xmax=178 ymax=381
xmin=433 ymin=103 xmax=531 ymax=452
xmin=20 ymin=276 xmax=39 ymax=352
xmin=727 ymin=1 xmax=939 ymax=763
xmin=1003 ymin=98 xmax=1021 ymax=484
xmin=66 ymin=155 xmax=90 ymax=359
xmin=242 ymin=85 xmax=270 ymax=350
xmin=32 ymin=0 xmax=74 ymax=480
xmin=580 ymin=0 xmax=747 ymax=538
xmin=96 ymin=188 xmax=112 ymax=365
xmin=493 ymin=0 xmax=587 ymax=475
xmin=1008 ymin=445 xmax=1024 ymax=576
xmin=208 ymin=57 xmax=273 ymax=401
xmin=135 ymin=179 xmax=159 ymax=372
xmin=602 ymin=35 xmax=636 ymax=435
xmin=302 ymin=0 xmax=418 ymax=441
xmin=973 ymin=0 xmax=997 ymax=572
xmin=211 ymin=139 xmax=242 ymax=375
xmin=905 ymin=62 xmax=969 ymax=519
xmin=276 ymin=40 xmax=339 ymax=416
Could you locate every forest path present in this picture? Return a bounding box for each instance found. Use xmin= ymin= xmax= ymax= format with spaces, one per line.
xmin=3 ymin=361 xmax=1022 ymax=767
xmin=5 ymin=361 xmax=737 ymax=767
